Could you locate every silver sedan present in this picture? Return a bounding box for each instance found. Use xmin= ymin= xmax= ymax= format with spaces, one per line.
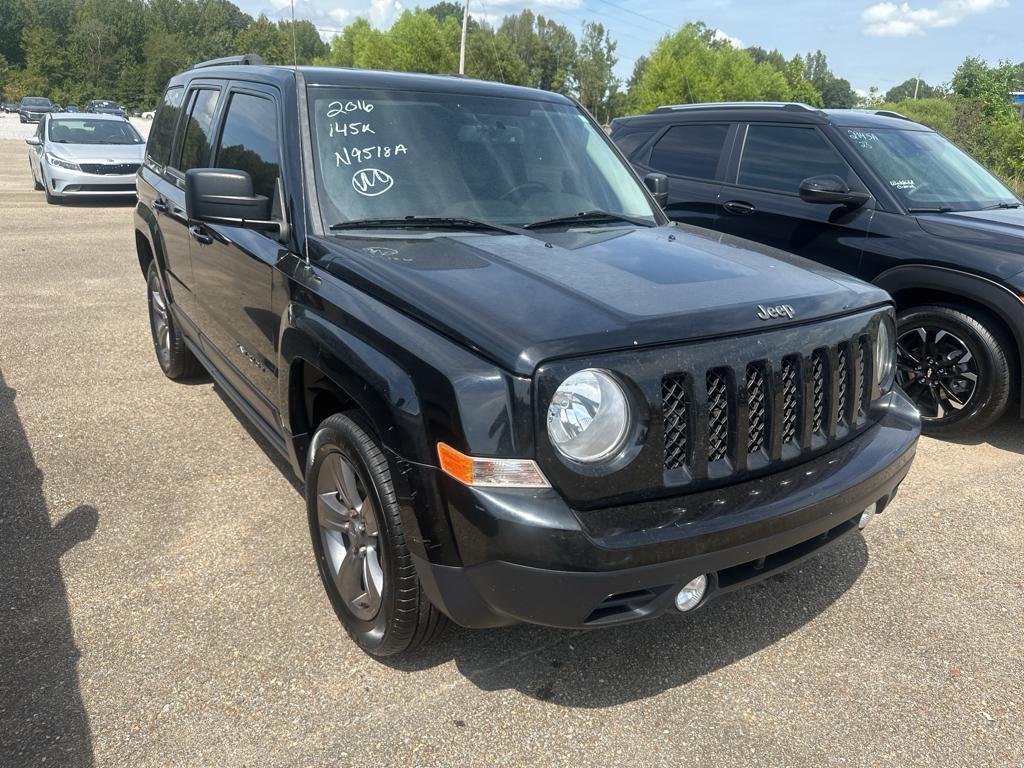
xmin=26 ymin=113 xmax=144 ymax=203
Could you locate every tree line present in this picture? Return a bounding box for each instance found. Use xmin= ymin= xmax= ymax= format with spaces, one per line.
xmin=2 ymin=0 xmax=1024 ymax=192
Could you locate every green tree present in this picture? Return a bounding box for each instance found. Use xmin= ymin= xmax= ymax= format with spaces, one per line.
xmin=884 ymin=77 xmax=943 ymax=103
xmin=235 ymin=14 xmax=287 ymax=64
xmin=804 ymin=49 xmax=856 ymax=108
xmin=575 ymin=21 xmax=617 ymax=121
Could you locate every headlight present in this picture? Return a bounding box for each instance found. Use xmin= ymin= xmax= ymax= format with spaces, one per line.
xmin=546 ymin=369 xmax=630 ymax=463
xmin=874 ymin=317 xmax=896 ymax=391
xmin=45 ymin=152 xmax=80 ymax=171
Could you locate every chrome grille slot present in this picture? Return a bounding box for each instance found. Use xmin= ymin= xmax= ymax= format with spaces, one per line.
xmin=662 ymin=374 xmax=689 ymax=470
xmin=811 ymin=349 xmax=827 ymax=436
xmin=745 ymin=363 xmax=769 ymax=454
xmin=706 ymin=370 xmax=730 ymax=462
xmin=836 ymin=344 xmax=849 ymax=425
xmin=858 ymin=336 xmax=871 ymax=417
xmin=781 ymin=355 xmax=800 ymax=445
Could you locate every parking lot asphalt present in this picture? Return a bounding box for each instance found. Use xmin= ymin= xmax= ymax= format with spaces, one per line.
xmin=0 ymin=117 xmax=1022 ymax=767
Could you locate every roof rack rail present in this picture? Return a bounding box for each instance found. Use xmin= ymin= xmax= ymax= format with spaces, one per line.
xmin=872 ymin=109 xmax=910 ymax=120
xmin=192 ymin=53 xmax=265 ymax=70
xmin=654 ymin=101 xmax=818 ymax=112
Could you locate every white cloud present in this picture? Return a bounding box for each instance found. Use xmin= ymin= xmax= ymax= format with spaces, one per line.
xmin=369 ymin=0 xmax=403 ymax=26
xmin=862 ymin=0 xmax=1008 ymax=37
xmin=712 ymin=29 xmax=743 ymax=47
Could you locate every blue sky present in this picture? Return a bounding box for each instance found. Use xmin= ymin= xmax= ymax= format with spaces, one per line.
xmin=236 ymin=0 xmax=1019 ymax=94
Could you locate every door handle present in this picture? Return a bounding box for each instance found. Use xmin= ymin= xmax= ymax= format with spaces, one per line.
xmin=152 ymin=199 xmax=167 ymax=213
xmin=723 ymin=200 xmax=756 ymax=216
xmin=189 ymin=225 xmax=213 ymax=245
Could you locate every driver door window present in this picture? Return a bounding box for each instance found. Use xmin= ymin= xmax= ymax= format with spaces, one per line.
xmin=737 ymin=125 xmax=862 ymax=194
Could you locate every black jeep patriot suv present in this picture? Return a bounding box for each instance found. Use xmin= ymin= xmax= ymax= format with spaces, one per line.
xmin=613 ymin=102 xmax=1024 ymax=436
xmin=134 ymin=57 xmax=919 ymax=656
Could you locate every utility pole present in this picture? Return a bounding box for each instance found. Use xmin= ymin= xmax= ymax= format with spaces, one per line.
xmin=913 ymin=74 xmax=920 ymax=100
xmin=459 ymin=0 xmax=469 ymax=75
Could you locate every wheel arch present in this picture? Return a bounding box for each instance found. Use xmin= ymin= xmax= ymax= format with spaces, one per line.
xmin=873 ymin=264 xmax=1023 ymax=412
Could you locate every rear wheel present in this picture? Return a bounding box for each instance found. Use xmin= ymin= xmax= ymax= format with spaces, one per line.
xmin=146 ymin=262 xmax=203 ymax=380
xmin=896 ymin=305 xmax=1011 ymax=436
xmin=306 ymin=413 xmax=446 ymax=656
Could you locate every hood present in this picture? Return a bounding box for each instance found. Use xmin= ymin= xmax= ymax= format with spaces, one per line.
xmin=916 ymin=208 xmax=1024 ymax=281
xmin=316 ymin=223 xmax=889 ymax=375
xmin=47 ymin=142 xmax=144 ymax=163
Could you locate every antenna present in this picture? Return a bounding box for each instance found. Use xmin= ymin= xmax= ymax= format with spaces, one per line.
xmin=459 ymin=0 xmax=469 ymax=75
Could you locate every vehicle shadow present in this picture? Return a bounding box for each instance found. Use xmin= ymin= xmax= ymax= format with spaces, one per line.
xmin=0 ymin=369 xmax=96 ymax=764
xmin=943 ymin=411 xmax=1024 ymax=453
xmin=382 ymin=536 xmax=869 ymax=708
xmin=53 ymin=197 xmax=136 ymax=209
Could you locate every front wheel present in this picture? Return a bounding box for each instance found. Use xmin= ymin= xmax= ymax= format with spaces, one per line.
xmin=30 ymin=160 xmax=42 ymax=190
xmin=896 ymin=305 xmax=1012 ymax=436
xmin=306 ymin=413 xmax=446 ymax=656
xmin=146 ymin=262 xmax=203 ymax=380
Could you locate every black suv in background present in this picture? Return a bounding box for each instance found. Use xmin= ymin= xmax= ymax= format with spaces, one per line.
xmin=135 ymin=59 xmax=918 ymax=656
xmin=86 ymin=99 xmax=128 ymax=118
xmin=18 ymin=96 xmax=57 ymax=123
xmin=614 ymin=103 xmax=1024 ymax=436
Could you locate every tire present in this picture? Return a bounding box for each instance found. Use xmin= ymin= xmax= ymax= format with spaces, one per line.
xmin=146 ymin=262 xmax=203 ymax=380
xmin=30 ymin=160 xmax=42 ymax=191
xmin=896 ymin=304 xmax=1012 ymax=436
xmin=42 ymin=171 xmax=59 ymax=204
xmin=306 ymin=413 xmax=447 ymax=657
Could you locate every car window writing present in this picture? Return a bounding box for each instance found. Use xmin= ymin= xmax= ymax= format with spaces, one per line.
xmin=215 ymin=93 xmax=280 ymax=200
xmin=147 ymin=86 xmax=184 ymax=167
xmin=738 ymin=125 xmax=856 ymax=194
xmin=177 ymin=89 xmax=221 ymax=173
xmin=650 ymin=124 xmax=729 ymax=181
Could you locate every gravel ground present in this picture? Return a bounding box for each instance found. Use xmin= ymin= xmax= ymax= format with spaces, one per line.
xmin=0 ymin=122 xmax=1022 ymax=767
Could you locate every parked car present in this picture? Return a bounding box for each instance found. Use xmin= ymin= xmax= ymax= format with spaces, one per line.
xmin=26 ymin=112 xmax=144 ymax=202
xmin=141 ymin=109 xmax=155 ymax=119
xmin=135 ymin=57 xmax=919 ymax=656
xmin=613 ymin=103 xmax=1024 ymax=436
xmin=65 ymin=104 xmax=81 ymax=113
xmin=18 ymin=96 xmax=57 ymax=123
xmin=2 ymin=102 xmax=21 ymax=113
xmin=85 ymin=99 xmax=127 ymax=118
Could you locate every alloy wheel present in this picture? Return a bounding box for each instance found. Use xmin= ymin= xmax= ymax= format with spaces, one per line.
xmin=148 ymin=281 xmax=172 ymax=365
xmin=896 ymin=326 xmax=979 ymax=420
xmin=316 ymin=451 xmax=384 ymax=621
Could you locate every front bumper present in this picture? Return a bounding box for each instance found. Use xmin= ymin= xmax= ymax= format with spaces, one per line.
xmin=43 ymin=163 xmax=137 ymax=197
xmin=412 ymin=389 xmax=920 ymax=629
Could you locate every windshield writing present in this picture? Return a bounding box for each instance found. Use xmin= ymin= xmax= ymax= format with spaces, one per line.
xmin=846 ymin=128 xmax=1017 ymax=211
xmin=308 ymin=88 xmax=655 ymax=229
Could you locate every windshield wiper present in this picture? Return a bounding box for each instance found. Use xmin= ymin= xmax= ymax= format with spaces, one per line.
xmin=907 ymin=206 xmax=955 ymax=213
xmin=329 ymin=216 xmax=528 ymax=236
xmin=977 ymin=202 xmax=1021 ymax=210
xmin=523 ymin=209 xmax=655 ymax=229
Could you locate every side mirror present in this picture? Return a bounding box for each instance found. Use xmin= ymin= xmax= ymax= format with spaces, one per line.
xmin=25 ymin=136 xmax=40 ymax=146
xmin=185 ymin=168 xmax=274 ymax=229
xmin=799 ymin=175 xmax=870 ymax=208
xmin=644 ymin=172 xmax=669 ymax=208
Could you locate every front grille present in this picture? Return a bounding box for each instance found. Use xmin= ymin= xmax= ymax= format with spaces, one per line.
xmin=706 ymin=370 xmax=729 ymax=462
xmin=79 ymin=162 xmax=140 ymax=175
xmin=745 ymin=363 xmax=769 ymax=453
xmin=662 ymin=374 xmax=689 ymax=470
xmin=661 ymin=329 xmax=874 ymax=478
xmin=811 ymin=350 xmax=827 ymax=435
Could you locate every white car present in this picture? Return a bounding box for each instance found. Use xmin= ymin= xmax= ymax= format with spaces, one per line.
xmin=141 ymin=110 xmax=155 ymax=119
xmin=26 ymin=113 xmax=144 ymax=202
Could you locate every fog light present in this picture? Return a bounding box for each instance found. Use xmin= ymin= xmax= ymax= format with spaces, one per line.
xmin=674 ymin=574 xmax=708 ymax=612
xmin=858 ymin=503 xmax=877 ymax=529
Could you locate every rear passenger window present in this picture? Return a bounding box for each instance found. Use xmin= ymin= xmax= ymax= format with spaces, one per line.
xmin=615 ymin=130 xmax=654 ymax=159
xmin=176 ymin=89 xmax=221 ymax=173
xmin=215 ymin=93 xmax=280 ymax=200
xmin=649 ymin=124 xmax=729 ymax=181
xmin=738 ymin=125 xmax=856 ymax=194
xmin=147 ymin=87 xmax=183 ymax=167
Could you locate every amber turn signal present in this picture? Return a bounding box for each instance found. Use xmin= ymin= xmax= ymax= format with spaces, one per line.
xmin=437 ymin=443 xmax=550 ymax=488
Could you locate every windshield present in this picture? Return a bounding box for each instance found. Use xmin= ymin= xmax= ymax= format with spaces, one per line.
xmin=48 ymin=118 xmax=143 ymax=145
xmin=844 ymin=127 xmax=1018 ymax=211
xmin=307 ymin=87 xmax=656 ymax=229
xmin=23 ymin=97 xmax=51 ymax=107
xmin=91 ymin=101 xmax=118 ymax=109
